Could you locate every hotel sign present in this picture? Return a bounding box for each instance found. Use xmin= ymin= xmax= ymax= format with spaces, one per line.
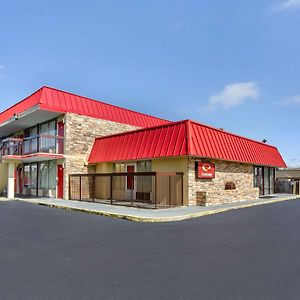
xmin=197 ymin=162 xmax=215 ymax=179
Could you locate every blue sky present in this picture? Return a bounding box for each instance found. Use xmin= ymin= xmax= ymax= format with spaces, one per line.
xmin=0 ymin=0 xmax=299 ymax=166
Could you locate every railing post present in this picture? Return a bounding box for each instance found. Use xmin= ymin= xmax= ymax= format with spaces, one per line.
xmin=92 ymin=175 xmax=95 ymax=202
xmin=131 ymin=175 xmax=134 ymax=207
xmin=69 ymin=175 xmax=71 ymax=200
xmin=110 ymin=175 xmax=113 ymax=205
xmin=155 ymin=173 xmax=158 ymax=209
xmin=79 ymin=176 xmax=82 ymax=201
xmin=169 ymin=176 xmax=171 ymax=207
xmin=181 ymin=173 xmax=184 ymax=206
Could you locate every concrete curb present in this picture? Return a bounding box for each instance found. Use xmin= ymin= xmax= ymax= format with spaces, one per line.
xmin=16 ymin=195 xmax=300 ymax=222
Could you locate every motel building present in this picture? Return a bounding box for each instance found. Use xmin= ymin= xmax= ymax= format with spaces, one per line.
xmin=0 ymin=86 xmax=286 ymax=208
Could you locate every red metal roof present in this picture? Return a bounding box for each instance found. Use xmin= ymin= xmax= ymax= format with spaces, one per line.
xmin=0 ymin=86 xmax=170 ymax=128
xmin=89 ymin=120 xmax=287 ymax=168
xmin=0 ymin=88 xmax=43 ymax=125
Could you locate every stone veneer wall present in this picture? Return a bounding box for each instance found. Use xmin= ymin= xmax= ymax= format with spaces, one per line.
xmin=188 ymin=157 xmax=259 ymax=206
xmin=63 ymin=113 xmax=139 ymax=199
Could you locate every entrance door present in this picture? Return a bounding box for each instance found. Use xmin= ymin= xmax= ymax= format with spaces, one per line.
xmin=125 ymin=164 xmax=136 ymax=201
xmin=126 ymin=165 xmax=135 ymax=190
xmin=57 ymin=165 xmax=64 ymax=199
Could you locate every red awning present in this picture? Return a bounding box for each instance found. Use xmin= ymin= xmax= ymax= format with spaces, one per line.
xmin=89 ymin=120 xmax=287 ymax=168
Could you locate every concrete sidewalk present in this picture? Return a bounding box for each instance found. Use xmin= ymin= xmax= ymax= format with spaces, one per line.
xmin=11 ymin=194 xmax=299 ymax=222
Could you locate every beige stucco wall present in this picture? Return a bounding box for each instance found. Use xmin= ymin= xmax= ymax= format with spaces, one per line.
xmin=95 ymin=158 xmax=188 ymax=206
xmin=96 ymin=163 xmax=114 ymax=173
xmin=63 ymin=113 xmax=139 ymax=199
xmin=93 ymin=163 xmax=113 ymax=199
xmin=152 ymin=157 xmax=189 ymax=205
xmin=188 ymin=157 xmax=259 ymax=206
xmin=94 ymin=156 xmax=259 ymax=206
xmin=0 ymin=163 xmax=8 ymax=195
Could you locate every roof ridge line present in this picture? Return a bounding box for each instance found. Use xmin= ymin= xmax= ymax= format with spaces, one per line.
xmin=188 ymin=119 xmax=279 ymax=150
xmin=39 ymin=86 xmax=48 ymax=105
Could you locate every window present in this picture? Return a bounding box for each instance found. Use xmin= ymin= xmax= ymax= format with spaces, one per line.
xmin=39 ymin=120 xmax=57 ymax=153
xmin=30 ymin=163 xmax=38 ymax=188
xmin=23 ymin=164 xmax=30 ymax=187
xmin=253 ymin=166 xmax=275 ymax=196
xmin=22 ymin=161 xmax=57 ymax=192
xmin=39 ymin=162 xmax=49 ymax=189
xmin=270 ymin=169 xmax=275 ymax=194
xmin=253 ymin=167 xmax=259 ymax=188
xmin=49 ymin=120 xmax=56 ymax=136
xmin=264 ymin=168 xmax=270 ymax=194
xmin=136 ymin=161 xmax=152 ymax=193
xmin=40 ymin=122 xmax=48 ymax=134
xmin=49 ymin=161 xmax=56 ymax=189
xmin=114 ymin=163 xmax=125 ymax=173
xmin=39 ymin=120 xmax=57 ymax=136
xmin=137 ymin=161 xmax=151 ymax=172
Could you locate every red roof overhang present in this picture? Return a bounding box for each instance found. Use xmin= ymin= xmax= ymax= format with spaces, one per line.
xmin=88 ymin=120 xmax=287 ymax=168
xmin=0 ymin=86 xmax=170 ymax=134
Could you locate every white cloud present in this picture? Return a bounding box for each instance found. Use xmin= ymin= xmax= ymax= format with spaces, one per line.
xmin=276 ymin=94 xmax=300 ymax=106
xmin=204 ymin=82 xmax=259 ymax=112
xmin=273 ymin=0 xmax=300 ymax=11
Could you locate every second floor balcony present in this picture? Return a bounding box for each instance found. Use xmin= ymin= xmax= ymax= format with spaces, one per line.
xmin=0 ymin=134 xmax=64 ymax=161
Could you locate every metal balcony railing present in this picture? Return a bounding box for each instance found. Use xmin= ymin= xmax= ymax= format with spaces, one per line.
xmin=0 ymin=138 xmax=23 ymax=156
xmin=69 ymin=172 xmax=184 ymax=209
xmin=0 ymin=134 xmax=64 ymax=158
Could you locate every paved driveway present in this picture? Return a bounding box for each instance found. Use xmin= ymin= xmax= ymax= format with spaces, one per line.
xmin=1 ymin=200 xmax=300 ymax=300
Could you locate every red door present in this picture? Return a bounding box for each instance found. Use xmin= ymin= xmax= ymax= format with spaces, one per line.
xmin=57 ymin=121 xmax=64 ymax=154
xmin=57 ymin=165 xmax=64 ymax=199
xmin=16 ymin=167 xmax=23 ymax=195
xmin=126 ymin=165 xmax=135 ymax=190
xmin=14 ymin=169 xmax=17 ymax=194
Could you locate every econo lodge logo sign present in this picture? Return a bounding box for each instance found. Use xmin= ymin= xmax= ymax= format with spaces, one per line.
xmin=197 ymin=162 xmax=215 ymax=179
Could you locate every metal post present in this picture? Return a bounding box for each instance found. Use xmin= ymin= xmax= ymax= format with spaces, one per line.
xmin=79 ymin=176 xmax=82 ymax=201
xmin=131 ymin=175 xmax=134 ymax=207
xmin=181 ymin=173 xmax=184 ymax=206
xmin=36 ymin=162 xmax=39 ymax=197
xmin=92 ymin=175 xmax=95 ymax=202
xmin=169 ymin=176 xmax=171 ymax=207
xmin=37 ymin=136 xmax=40 ymax=153
xmin=110 ymin=175 xmax=113 ymax=205
xmin=155 ymin=174 xmax=157 ymax=209
xmin=68 ymin=175 xmax=71 ymax=200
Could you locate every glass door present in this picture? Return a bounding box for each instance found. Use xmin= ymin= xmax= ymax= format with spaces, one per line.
xmin=254 ymin=166 xmax=275 ymax=196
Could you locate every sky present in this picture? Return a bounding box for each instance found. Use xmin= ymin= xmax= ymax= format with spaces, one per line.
xmin=0 ymin=0 xmax=299 ymax=166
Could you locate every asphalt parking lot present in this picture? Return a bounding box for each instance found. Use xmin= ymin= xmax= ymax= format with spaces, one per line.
xmin=1 ymin=199 xmax=300 ymax=300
